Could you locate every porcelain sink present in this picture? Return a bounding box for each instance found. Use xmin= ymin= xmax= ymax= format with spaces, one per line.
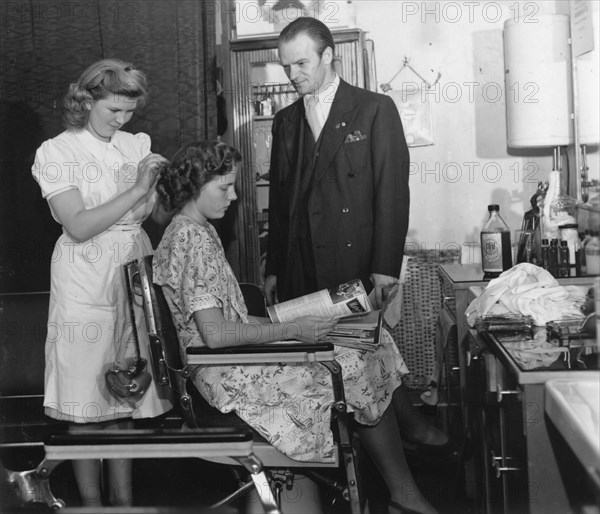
xmin=545 ymin=373 xmax=600 ymax=488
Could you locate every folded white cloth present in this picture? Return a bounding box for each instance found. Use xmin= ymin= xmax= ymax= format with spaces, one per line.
xmin=505 ymin=340 xmax=570 ymax=370
xmin=466 ymin=263 xmax=586 ymax=326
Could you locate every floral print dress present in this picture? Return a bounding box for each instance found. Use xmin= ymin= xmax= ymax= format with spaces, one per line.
xmin=153 ymin=213 xmax=409 ymax=462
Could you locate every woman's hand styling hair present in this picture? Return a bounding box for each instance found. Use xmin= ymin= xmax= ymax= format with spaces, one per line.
xmin=156 ymin=161 xmax=192 ymax=212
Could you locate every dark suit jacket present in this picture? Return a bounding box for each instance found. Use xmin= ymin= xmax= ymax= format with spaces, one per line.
xmin=266 ymin=79 xmax=410 ymax=300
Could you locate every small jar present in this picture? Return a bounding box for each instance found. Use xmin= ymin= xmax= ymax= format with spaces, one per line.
xmin=559 ymin=223 xmax=580 ymax=276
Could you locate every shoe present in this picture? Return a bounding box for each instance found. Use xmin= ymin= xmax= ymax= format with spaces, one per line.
xmin=420 ymin=381 xmax=439 ymax=406
xmin=403 ymin=438 xmax=461 ymax=462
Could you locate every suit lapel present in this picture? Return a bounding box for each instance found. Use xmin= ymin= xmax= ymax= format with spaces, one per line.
xmin=280 ymin=101 xmax=303 ymax=170
xmin=314 ymin=80 xmax=359 ymax=184
xmin=279 ymin=101 xmax=307 ymax=216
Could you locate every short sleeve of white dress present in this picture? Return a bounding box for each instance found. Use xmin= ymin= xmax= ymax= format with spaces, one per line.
xmin=133 ymin=132 xmax=151 ymax=159
xmin=31 ymin=135 xmax=81 ymax=201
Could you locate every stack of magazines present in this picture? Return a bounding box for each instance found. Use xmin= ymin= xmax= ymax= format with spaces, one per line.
xmin=267 ymin=279 xmax=382 ymax=351
xmin=321 ymin=310 xmax=382 ymax=350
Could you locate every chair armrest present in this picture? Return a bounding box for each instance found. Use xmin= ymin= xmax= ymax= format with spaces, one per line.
xmin=186 ymin=342 xmax=335 ymax=365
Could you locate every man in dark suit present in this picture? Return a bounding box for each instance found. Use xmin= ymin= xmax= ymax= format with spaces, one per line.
xmin=264 ymin=16 xmax=410 ymax=307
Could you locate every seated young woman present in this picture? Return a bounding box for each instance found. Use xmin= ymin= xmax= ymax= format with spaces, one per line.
xmin=153 ymin=141 xmax=449 ymax=514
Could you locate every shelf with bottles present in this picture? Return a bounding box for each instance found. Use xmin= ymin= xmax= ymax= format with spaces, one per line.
xmin=252 ymin=83 xmax=299 ymax=118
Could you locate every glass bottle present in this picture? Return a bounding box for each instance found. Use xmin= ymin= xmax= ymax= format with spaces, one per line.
xmin=254 ymin=86 xmax=263 ymax=116
xmin=549 ymin=239 xmax=559 ymax=277
xmin=540 ymin=238 xmax=550 ymax=271
xmin=480 ymin=204 xmax=512 ymax=279
xmin=516 ymin=230 xmax=535 ymax=264
xmin=543 ymin=168 xmax=578 ymax=240
xmin=261 ymin=85 xmax=273 ymax=116
xmin=558 ymin=241 xmax=570 ymax=278
xmin=559 ymin=223 xmax=580 ymax=276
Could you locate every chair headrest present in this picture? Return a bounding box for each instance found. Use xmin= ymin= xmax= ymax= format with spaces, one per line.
xmin=141 ymin=255 xmax=185 ymax=370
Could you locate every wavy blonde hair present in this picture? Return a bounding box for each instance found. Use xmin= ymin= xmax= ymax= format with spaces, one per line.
xmin=62 ymin=58 xmax=148 ymax=129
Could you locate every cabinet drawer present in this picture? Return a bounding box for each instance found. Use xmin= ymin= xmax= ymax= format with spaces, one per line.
xmin=438 ymin=270 xmax=457 ymax=315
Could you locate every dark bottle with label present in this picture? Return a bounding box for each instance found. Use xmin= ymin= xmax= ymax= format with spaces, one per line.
xmin=480 ymin=204 xmax=512 ymax=279
xmin=549 ymin=239 xmax=559 ymax=277
xmin=541 ymin=238 xmax=550 ymax=271
xmin=558 ymin=241 xmax=570 ymax=278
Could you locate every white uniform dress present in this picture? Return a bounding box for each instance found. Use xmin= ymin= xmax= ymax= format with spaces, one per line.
xmin=32 ymin=129 xmax=173 ymax=423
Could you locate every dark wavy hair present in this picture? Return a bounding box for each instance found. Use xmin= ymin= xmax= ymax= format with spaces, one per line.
xmin=63 ymin=58 xmax=148 ymax=130
xmin=156 ymin=141 xmax=242 ymax=212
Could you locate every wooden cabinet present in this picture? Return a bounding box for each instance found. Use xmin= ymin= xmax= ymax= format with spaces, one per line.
xmin=438 ymin=264 xmax=593 ymax=431
xmin=438 ymin=264 xmax=488 ymax=429
xmin=468 ymin=331 xmax=599 ymax=514
xmin=467 ymin=339 xmax=529 ymax=514
xmin=228 ymin=29 xmax=375 ymax=284
xmin=445 ymin=270 xmax=597 ymax=514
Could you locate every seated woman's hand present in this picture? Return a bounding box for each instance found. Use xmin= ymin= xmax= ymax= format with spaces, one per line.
xmin=283 ymin=315 xmax=338 ymax=344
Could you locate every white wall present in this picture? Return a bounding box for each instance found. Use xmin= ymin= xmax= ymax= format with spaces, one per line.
xmin=354 ymin=0 xmax=599 ymax=263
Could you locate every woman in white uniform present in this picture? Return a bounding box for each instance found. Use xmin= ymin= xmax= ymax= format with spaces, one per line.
xmin=32 ymin=58 xmax=174 ymax=507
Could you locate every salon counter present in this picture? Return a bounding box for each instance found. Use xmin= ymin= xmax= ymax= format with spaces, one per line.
xmin=439 ymin=264 xmax=594 ymax=424
xmin=467 ymin=325 xmax=599 ymax=514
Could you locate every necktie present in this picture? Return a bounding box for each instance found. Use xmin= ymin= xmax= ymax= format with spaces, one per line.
xmin=305 ymin=96 xmax=323 ymax=141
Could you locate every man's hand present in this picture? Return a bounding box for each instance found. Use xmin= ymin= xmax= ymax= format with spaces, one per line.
xmin=264 ymin=275 xmax=278 ymax=306
xmin=370 ymin=272 xmax=399 ymax=309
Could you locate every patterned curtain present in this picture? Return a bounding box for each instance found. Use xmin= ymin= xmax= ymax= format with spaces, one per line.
xmin=0 ymin=0 xmax=216 ymax=293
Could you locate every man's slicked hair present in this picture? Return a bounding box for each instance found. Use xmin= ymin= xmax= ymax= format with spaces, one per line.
xmin=278 ymin=16 xmax=335 ymax=57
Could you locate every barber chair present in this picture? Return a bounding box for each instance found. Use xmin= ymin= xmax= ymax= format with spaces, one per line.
xmin=4 ymin=255 xmax=361 ymax=513
xmin=238 ymin=283 xmax=268 ymax=317
xmin=128 ymin=255 xmax=361 ymax=513
xmin=2 ymin=291 xmax=276 ymax=513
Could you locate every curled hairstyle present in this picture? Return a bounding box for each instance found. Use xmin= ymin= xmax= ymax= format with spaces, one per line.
xmin=156 ymin=141 xmax=242 ymax=212
xmin=278 ymin=16 xmax=335 ymax=57
xmin=63 ymin=58 xmax=148 ymax=129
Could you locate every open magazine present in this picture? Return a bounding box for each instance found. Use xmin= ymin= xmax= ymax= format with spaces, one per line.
xmin=267 ymin=279 xmax=382 ymax=350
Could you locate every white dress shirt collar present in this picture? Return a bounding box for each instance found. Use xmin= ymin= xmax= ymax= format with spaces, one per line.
xmin=303 ymin=74 xmax=340 ymax=123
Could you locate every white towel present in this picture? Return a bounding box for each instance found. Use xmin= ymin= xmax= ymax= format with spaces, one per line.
xmin=466 ymin=263 xmax=586 ymax=326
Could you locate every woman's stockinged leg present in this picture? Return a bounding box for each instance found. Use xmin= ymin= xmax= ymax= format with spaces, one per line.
xmin=106 ymin=419 xmax=134 ymax=506
xmin=72 ymin=459 xmax=103 ymax=506
xmin=69 ymin=419 xmax=134 ymax=506
xmin=392 ymin=385 xmax=448 ymax=446
xmin=356 ymin=406 xmax=438 ymax=514
xmin=69 ymin=422 xmax=103 ymax=506
xmin=106 ymin=458 xmax=133 ymax=506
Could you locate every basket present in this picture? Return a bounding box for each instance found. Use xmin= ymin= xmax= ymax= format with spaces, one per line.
xmin=387 ymin=248 xmax=460 ymax=390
